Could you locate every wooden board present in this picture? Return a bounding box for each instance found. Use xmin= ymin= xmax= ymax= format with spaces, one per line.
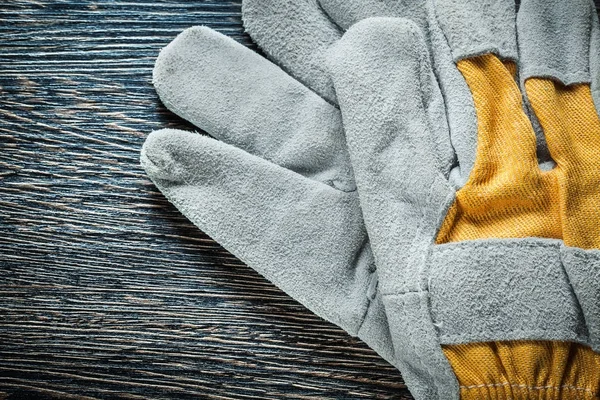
xmin=1 ymin=1 xmax=598 ymax=399
xmin=0 ymin=1 xmax=408 ymax=398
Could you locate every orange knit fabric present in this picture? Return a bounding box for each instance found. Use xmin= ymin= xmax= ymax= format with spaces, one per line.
xmin=436 ymin=55 xmax=561 ymax=244
xmin=526 ymin=78 xmax=600 ymax=249
xmin=445 ymin=341 xmax=600 ymax=399
xmin=436 ymin=54 xmax=600 ymax=399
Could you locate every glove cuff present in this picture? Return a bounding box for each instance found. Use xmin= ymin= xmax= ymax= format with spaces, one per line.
xmin=444 ymin=340 xmax=600 ymax=400
xmin=371 ymin=238 xmax=600 ymax=399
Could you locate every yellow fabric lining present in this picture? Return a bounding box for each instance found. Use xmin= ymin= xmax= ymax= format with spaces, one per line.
xmin=526 ymin=78 xmax=600 ymax=249
xmin=435 ymin=54 xmax=600 ymax=399
xmin=436 ymin=55 xmax=561 ymax=244
xmin=445 ymin=341 xmax=600 ymax=400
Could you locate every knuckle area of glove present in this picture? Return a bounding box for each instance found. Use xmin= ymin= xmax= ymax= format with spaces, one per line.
xmin=426 ymin=238 xmax=594 ymax=346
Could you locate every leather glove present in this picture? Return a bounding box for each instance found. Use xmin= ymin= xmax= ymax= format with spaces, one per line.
xmin=140 ymin=13 xmax=392 ymax=385
xmin=141 ymin=0 xmax=600 ymax=398
xmin=322 ymin=0 xmax=600 ymax=399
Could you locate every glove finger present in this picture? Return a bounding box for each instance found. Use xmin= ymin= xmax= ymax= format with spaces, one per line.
xmin=429 ymin=0 xmax=534 ymax=185
xmin=141 ymin=128 xmax=373 ymax=335
xmin=518 ymin=0 xmax=600 ymax=121
xmin=242 ymin=0 xmax=342 ymax=103
xmin=328 ymin=18 xmax=459 ymax=394
xmin=517 ymin=0 xmax=596 ymax=86
xmin=327 ymin=18 xmax=454 ymax=295
xmin=432 ymin=0 xmax=518 ymax=62
xmin=318 ymin=0 xmax=427 ymax=31
xmin=517 ymin=0 xmax=600 ymax=164
xmin=153 ymin=26 xmax=354 ymax=190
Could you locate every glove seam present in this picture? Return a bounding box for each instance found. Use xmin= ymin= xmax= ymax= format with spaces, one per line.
xmin=381 ymin=289 xmax=427 ymax=297
xmin=520 ymin=66 xmax=591 ymax=86
xmin=440 ymin=329 xmax=589 ymax=343
xmin=459 ymin=382 xmax=599 ymax=397
xmin=433 ymin=239 xmax=561 ymax=252
xmin=355 ymin=267 xmax=380 ymax=335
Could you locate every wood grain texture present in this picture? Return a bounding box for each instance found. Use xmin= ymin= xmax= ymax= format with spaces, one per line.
xmin=0 ymin=1 xmax=408 ymax=399
xmin=1 ymin=1 xmax=599 ymax=399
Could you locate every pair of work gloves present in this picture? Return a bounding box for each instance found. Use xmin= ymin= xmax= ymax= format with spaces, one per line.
xmin=140 ymin=0 xmax=600 ymax=398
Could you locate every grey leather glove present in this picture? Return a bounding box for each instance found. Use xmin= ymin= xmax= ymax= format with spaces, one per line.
xmin=141 ymin=0 xmax=600 ymax=398
xmin=140 ymin=19 xmax=393 ymax=377
xmin=242 ymin=0 xmax=600 ymax=398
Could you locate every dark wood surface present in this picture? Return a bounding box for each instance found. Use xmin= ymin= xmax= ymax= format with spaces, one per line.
xmin=2 ymin=1 xmax=600 ymax=399
xmin=0 ymin=1 xmax=408 ymax=399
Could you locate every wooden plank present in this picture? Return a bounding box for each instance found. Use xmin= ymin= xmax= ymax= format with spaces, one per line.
xmin=1 ymin=1 xmax=599 ymax=399
xmin=0 ymin=1 xmax=408 ymax=399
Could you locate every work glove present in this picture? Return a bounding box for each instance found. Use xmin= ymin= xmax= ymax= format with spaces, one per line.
xmin=141 ymin=0 xmax=600 ymax=398
xmin=245 ymin=0 xmax=600 ymax=398
xmin=261 ymin=0 xmax=600 ymax=398
xmin=140 ymin=3 xmax=389 ymax=386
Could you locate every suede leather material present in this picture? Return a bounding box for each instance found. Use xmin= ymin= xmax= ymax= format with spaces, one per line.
xmin=517 ymin=0 xmax=594 ymax=85
xmin=241 ymin=0 xmax=341 ymax=103
xmin=432 ymin=0 xmax=518 ymax=62
xmin=327 ymin=18 xmax=460 ymax=397
xmin=356 ymin=289 xmax=396 ymax=365
xmin=424 ymin=1 xmax=479 ymax=185
xmin=315 ymin=0 xmax=600 ymax=180
xmin=319 ymin=0 xmax=503 ymax=185
xmin=327 ymin=17 xmax=455 ymax=298
xmin=141 ymin=129 xmax=374 ymax=337
xmin=145 ymin=26 xmax=400 ymax=368
xmin=152 ymin=27 xmax=355 ymax=191
xmin=429 ymin=239 xmax=589 ymax=346
xmin=326 ymin=15 xmax=600 ymax=398
xmin=318 ymin=0 xmax=428 ymax=31
xmin=384 ymin=292 xmax=459 ymax=400
xmin=561 ymin=247 xmax=600 ymax=352
xmin=591 ymin=2 xmax=600 ymax=117
xmin=141 ymin=0 xmax=600 ymax=398
xmin=386 ymin=239 xmax=597 ymax=398
xmin=516 ymin=0 xmax=600 ymax=164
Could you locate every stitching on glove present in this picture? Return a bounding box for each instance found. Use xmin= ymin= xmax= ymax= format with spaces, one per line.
xmin=440 ymin=329 xmax=588 ymax=343
xmin=433 ymin=240 xmax=561 ymax=253
xmin=460 ymin=381 xmax=600 ymax=397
